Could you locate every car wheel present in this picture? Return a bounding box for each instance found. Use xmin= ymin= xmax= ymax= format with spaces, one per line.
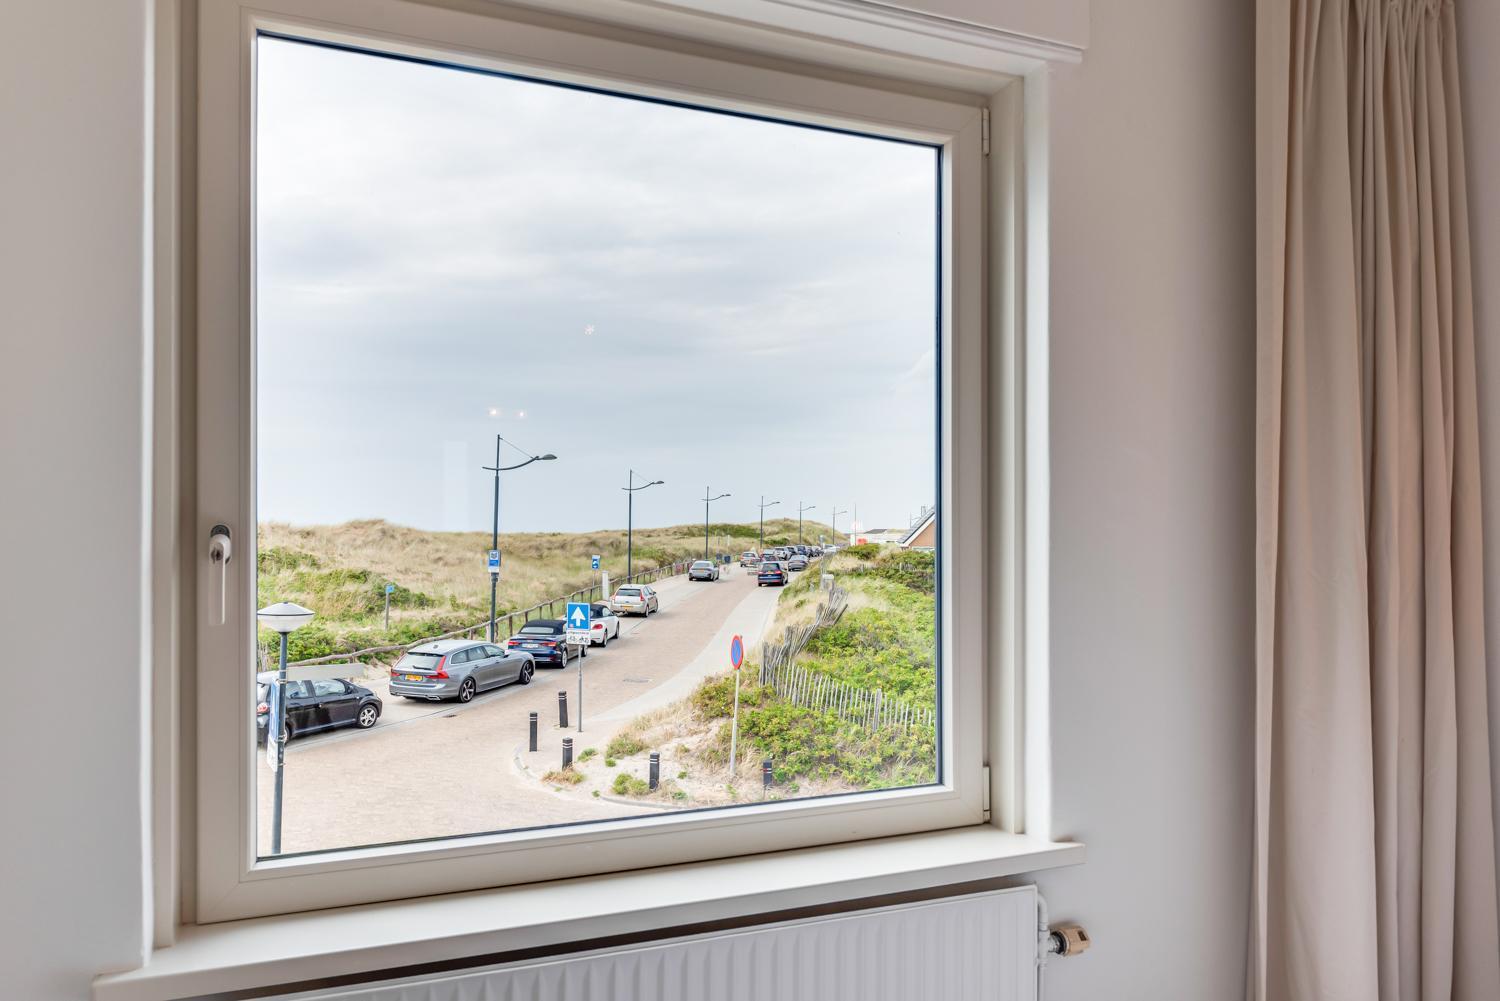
xmin=600 ymin=631 xmax=608 ymax=648
xmin=356 ymin=704 xmax=379 ymax=729
xmin=458 ymin=678 xmax=476 ymax=703
xmin=519 ymin=661 xmax=534 ymax=685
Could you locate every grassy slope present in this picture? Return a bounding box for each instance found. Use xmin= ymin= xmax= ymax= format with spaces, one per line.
xmin=255 ymin=517 xmax=835 ymax=662
xmin=603 ymin=547 xmax=938 ymax=796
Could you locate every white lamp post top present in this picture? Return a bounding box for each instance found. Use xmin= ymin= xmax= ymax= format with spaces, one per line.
xmin=256 ymin=601 xmax=315 ymax=634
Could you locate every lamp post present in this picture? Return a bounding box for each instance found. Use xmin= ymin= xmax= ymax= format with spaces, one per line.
xmin=831 ymin=506 xmax=849 ymax=545
xmin=757 ymin=496 xmax=780 ymax=552
xmin=623 ymin=469 xmax=664 ymax=579
xmin=257 ymin=601 xmax=315 ymax=856
xmin=483 ymin=436 xmax=557 ymax=641
xmin=797 ymin=501 xmax=816 ymax=545
xmin=702 ymin=487 xmax=731 ymax=559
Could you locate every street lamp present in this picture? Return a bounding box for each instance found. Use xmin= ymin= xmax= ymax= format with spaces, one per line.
xmin=483 ymin=435 xmax=557 ymax=642
xmin=831 ymin=506 xmax=849 ymax=544
xmin=623 ymin=469 xmax=664 ymax=579
xmin=797 ymin=501 xmax=816 ymax=545
xmin=757 ymin=496 xmax=780 ymax=551
xmin=257 ymin=601 xmax=315 ymax=856
xmin=702 ymin=487 xmax=731 ymax=559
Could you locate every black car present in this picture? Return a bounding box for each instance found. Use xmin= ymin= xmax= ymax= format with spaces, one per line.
xmin=256 ymin=674 xmax=382 ymax=743
xmin=505 ymin=618 xmax=587 ymax=667
xmin=757 ymin=561 xmax=789 ymax=586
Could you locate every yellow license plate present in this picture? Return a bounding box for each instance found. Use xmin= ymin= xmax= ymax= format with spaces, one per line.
xmin=403 ymin=674 xmax=422 ymax=681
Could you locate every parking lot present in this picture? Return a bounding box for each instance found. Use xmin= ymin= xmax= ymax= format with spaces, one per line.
xmin=256 ymin=563 xmax=784 ymax=854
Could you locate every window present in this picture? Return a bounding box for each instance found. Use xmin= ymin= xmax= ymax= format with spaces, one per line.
xmin=194 ymin=0 xmax=988 ymax=922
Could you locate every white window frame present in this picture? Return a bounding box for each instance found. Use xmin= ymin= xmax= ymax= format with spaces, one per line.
xmin=181 ymin=0 xmax=1031 ymax=927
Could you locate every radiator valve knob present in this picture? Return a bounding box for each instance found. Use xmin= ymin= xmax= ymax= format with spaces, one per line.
xmin=1048 ymin=924 xmax=1091 ymax=957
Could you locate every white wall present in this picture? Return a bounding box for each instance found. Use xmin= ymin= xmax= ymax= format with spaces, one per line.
xmin=1457 ymin=0 xmax=1500 ymax=923
xmin=0 ymin=2 xmax=154 ymax=998
xmin=1030 ymin=1 xmax=1256 ymax=998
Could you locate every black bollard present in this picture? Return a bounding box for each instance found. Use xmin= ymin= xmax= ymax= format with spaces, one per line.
xmin=558 ymin=690 xmax=569 ymax=729
xmin=562 ymin=737 xmax=574 ymax=770
xmin=762 ymin=759 xmax=773 ymax=795
xmin=649 ymin=751 xmax=660 ymax=790
xmin=528 ymin=711 xmax=538 ymax=752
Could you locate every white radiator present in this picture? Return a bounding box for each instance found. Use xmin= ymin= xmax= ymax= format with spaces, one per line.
xmin=276 ymin=887 xmax=1041 ymax=1001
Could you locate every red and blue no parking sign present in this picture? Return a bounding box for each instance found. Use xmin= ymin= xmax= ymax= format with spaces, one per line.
xmin=729 ymin=634 xmax=744 ymax=671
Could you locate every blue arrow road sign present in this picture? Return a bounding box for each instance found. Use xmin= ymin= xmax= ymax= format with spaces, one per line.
xmin=591 ymin=555 xmax=601 ymax=571
xmin=567 ymin=602 xmax=591 ymax=630
xmin=385 ymin=583 xmax=395 ymax=595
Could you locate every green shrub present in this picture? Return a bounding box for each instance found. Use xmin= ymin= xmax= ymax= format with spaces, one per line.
xmin=256 ymin=623 xmax=340 ymax=663
xmin=691 ymin=675 xmax=772 ymax=720
xmin=578 ymin=747 xmax=598 ymax=761
xmin=612 ymin=773 xmax=650 ymax=796
xmin=543 ymin=768 xmax=585 ymax=785
xmin=844 ymin=543 xmax=882 ymax=561
xmin=605 ymin=757 xmax=617 ymax=768
xmin=606 ymin=733 xmax=645 ymax=758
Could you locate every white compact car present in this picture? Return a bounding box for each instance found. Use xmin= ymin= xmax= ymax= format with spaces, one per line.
xmin=588 ymin=602 xmax=621 ymax=646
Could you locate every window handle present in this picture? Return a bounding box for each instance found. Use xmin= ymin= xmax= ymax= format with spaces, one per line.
xmin=208 ymin=524 xmax=233 ymax=625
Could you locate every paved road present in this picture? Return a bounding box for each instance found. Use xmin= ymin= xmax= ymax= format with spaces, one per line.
xmin=256 ymin=564 xmax=783 ymax=855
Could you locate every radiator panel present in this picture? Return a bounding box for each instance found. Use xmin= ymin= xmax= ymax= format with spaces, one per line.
xmin=280 ymin=887 xmax=1038 ymax=1001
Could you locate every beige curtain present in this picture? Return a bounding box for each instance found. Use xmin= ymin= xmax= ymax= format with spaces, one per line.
xmin=1254 ymin=1 xmax=1500 ymax=999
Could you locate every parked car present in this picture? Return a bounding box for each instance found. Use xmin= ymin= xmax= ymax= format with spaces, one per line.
xmin=689 ymin=560 xmax=720 ymax=582
xmin=505 ymin=620 xmax=586 ymax=668
xmin=588 ymin=602 xmax=621 ymax=646
xmin=390 ymin=638 xmax=536 ymax=701
xmin=256 ymin=673 xmax=382 ymax=743
xmin=740 ymin=550 xmax=761 ymax=567
xmin=786 ymin=554 xmax=809 ymax=571
xmin=611 ymin=584 xmax=659 ymax=616
xmin=757 ymin=561 xmax=789 ymax=586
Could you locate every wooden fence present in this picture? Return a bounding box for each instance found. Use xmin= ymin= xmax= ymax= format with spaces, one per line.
xmin=756 ymin=581 xmax=935 ymax=732
xmin=763 ymin=661 xmax=937 ymax=733
xmin=284 ymin=559 xmax=698 ymax=669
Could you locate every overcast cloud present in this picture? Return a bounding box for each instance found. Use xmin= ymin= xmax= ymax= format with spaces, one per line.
xmin=256 ymin=37 xmax=938 ymax=534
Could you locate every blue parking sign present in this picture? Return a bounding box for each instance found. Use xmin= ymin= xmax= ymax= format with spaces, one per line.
xmin=566 ymin=601 xmax=591 ymax=644
xmin=487 ymin=549 xmax=500 ymax=573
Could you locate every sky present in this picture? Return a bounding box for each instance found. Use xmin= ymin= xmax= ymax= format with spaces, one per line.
xmin=256 ymin=36 xmax=938 ymax=534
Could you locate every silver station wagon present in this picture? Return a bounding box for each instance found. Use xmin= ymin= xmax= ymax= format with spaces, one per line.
xmin=389 ymin=639 xmax=534 ymax=703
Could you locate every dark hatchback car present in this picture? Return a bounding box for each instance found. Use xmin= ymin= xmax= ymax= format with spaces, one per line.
xmin=757 ymin=561 xmax=789 ymax=586
xmin=256 ymin=674 xmax=382 ymax=743
xmin=506 ymin=619 xmax=587 ymax=667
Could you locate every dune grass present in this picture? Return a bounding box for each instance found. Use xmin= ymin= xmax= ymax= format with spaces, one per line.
xmin=255 ymin=517 xmax=834 ymax=663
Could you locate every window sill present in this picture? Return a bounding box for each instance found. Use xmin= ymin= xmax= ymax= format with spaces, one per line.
xmin=95 ymin=827 xmax=1083 ymax=1000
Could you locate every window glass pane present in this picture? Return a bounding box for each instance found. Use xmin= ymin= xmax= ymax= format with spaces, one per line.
xmin=253 ymin=35 xmax=940 ymax=858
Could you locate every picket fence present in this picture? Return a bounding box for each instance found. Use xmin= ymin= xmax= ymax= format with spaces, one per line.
xmin=756 ymin=581 xmax=935 ymax=732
